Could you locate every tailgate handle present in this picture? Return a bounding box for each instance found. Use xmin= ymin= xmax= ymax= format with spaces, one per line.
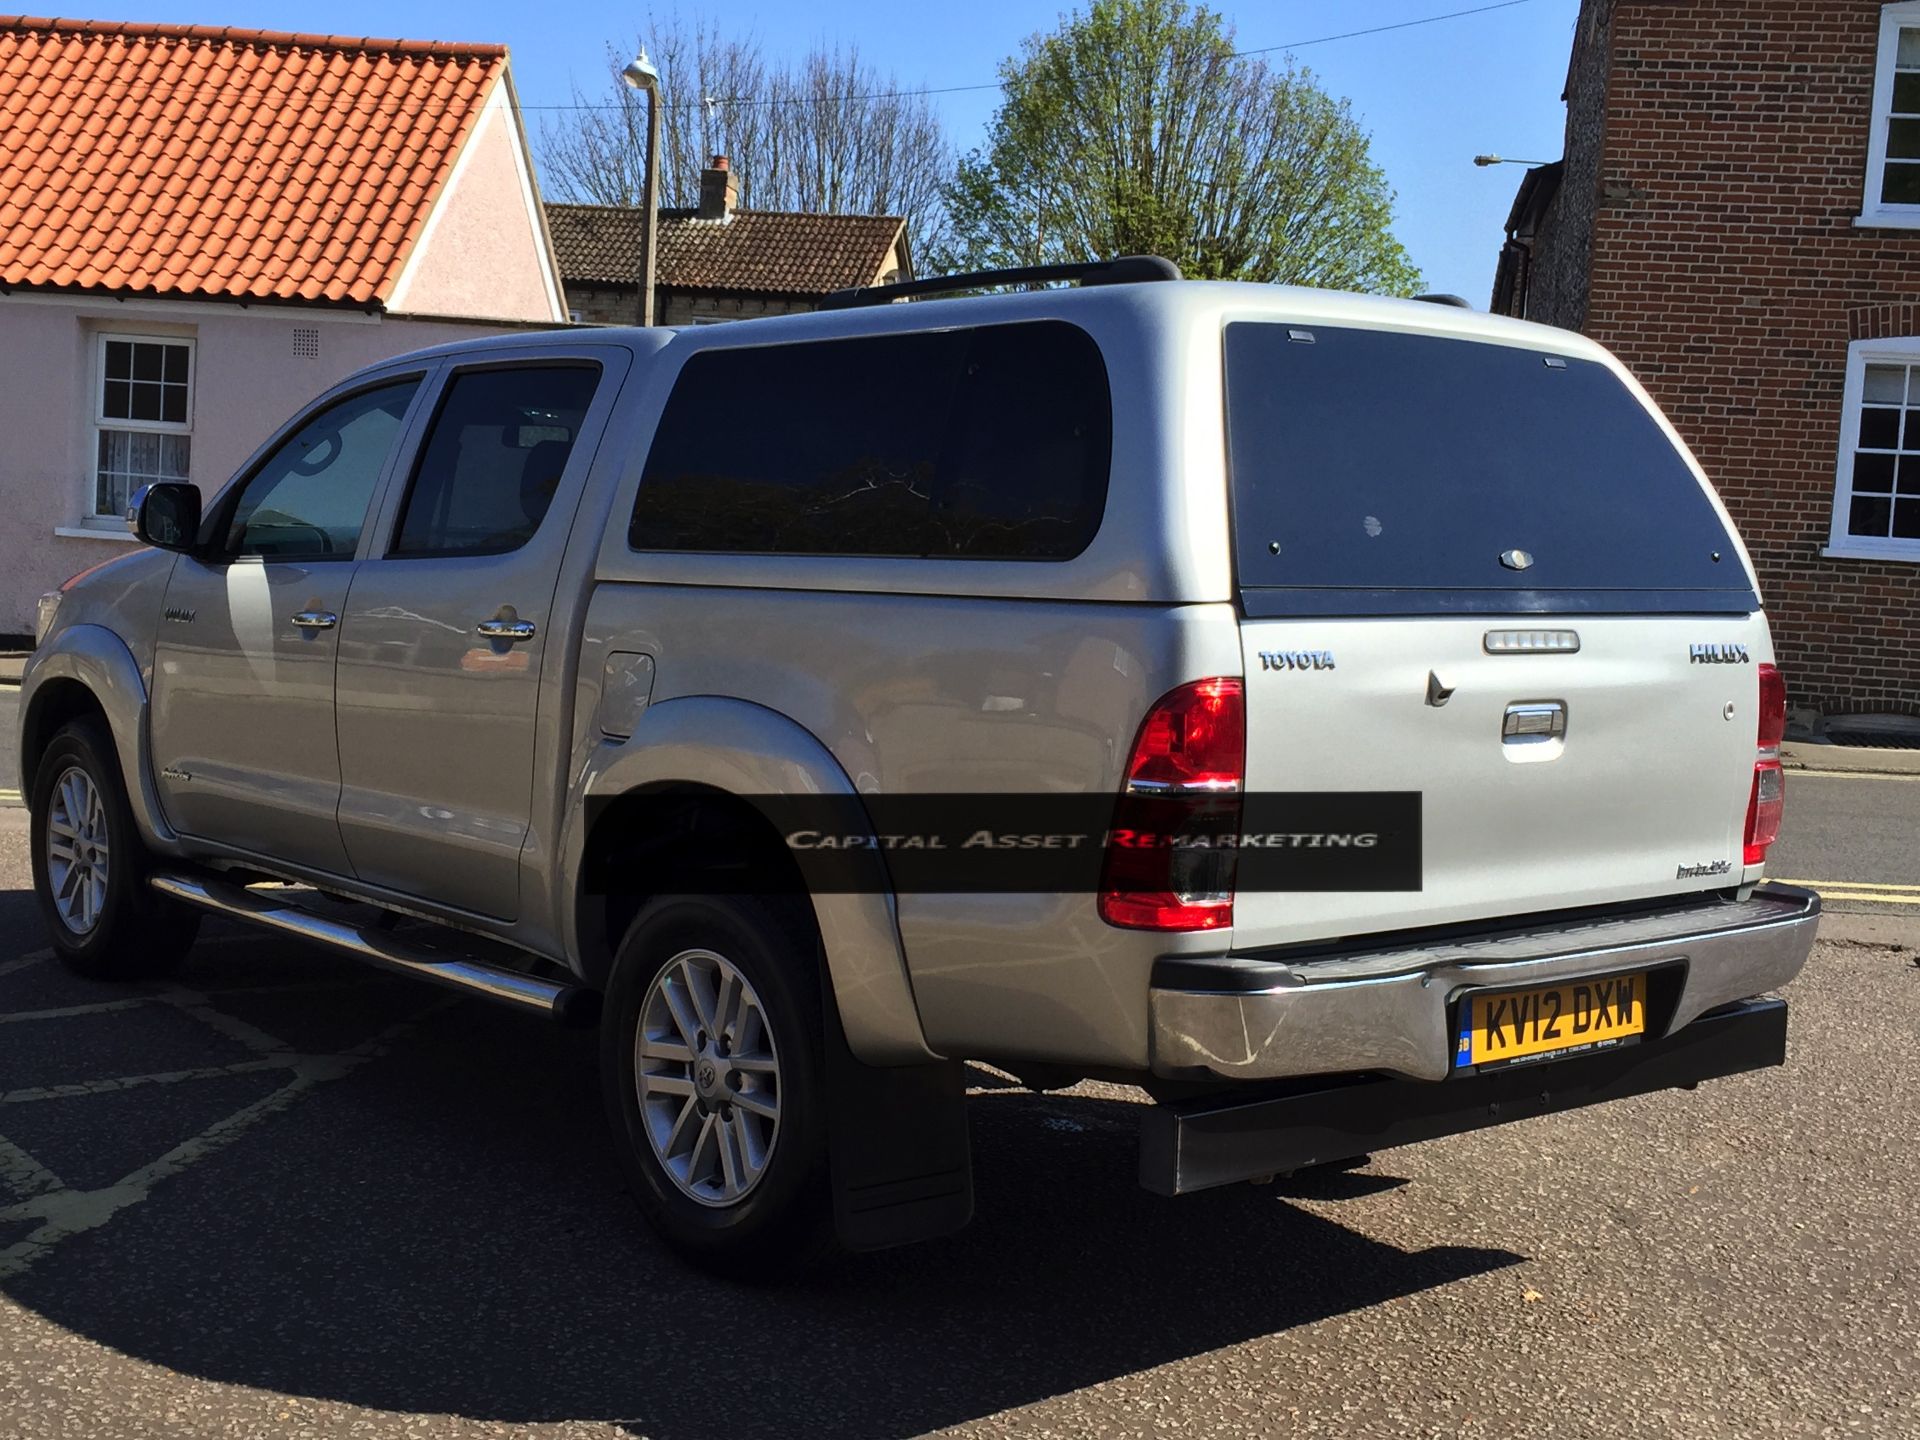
xmin=1503 ymin=701 xmax=1567 ymax=743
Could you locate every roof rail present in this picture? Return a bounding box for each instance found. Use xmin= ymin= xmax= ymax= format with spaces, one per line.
xmin=1413 ymin=293 xmax=1474 ymax=309
xmin=820 ymin=254 xmax=1183 ymax=311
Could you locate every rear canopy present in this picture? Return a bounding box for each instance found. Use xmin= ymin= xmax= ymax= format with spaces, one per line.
xmin=1224 ymin=323 xmax=1756 ymax=616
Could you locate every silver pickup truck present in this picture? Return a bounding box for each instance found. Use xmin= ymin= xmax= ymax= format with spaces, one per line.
xmin=20 ymin=259 xmax=1820 ymax=1272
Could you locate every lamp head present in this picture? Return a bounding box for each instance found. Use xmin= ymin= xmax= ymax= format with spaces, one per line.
xmin=622 ymin=48 xmax=660 ymax=91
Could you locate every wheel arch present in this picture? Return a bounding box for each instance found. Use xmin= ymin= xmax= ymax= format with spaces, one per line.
xmin=19 ymin=625 xmax=177 ymax=848
xmin=564 ymin=695 xmax=936 ymax=1066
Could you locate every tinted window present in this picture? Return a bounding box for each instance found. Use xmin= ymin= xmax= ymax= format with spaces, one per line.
xmin=1225 ymin=324 xmax=1748 ymax=609
xmin=630 ymin=321 xmax=1111 ymax=560
xmin=225 ymin=380 xmax=418 ymax=559
xmin=392 ymin=365 xmax=602 ymax=557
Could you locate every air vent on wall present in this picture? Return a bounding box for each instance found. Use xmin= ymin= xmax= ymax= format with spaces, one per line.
xmin=292 ymin=327 xmax=320 ymax=359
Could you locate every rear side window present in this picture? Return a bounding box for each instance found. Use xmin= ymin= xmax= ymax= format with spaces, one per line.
xmin=1224 ymin=323 xmax=1753 ymax=614
xmin=629 ymin=320 xmax=1111 ymax=559
xmin=393 ymin=364 xmax=601 ymax=557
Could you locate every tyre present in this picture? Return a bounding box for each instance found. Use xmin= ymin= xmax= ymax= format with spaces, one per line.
xmin=29 ymin=717 xmax=200 ymax=980
xmin=601 ymin=894 xmax=833 ymax=1276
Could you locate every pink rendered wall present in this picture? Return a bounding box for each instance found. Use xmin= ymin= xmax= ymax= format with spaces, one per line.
xmin=389 ymin=99 xmax=565 ymax=324
xmin=0 ymin=299 xmax=551 ymax=632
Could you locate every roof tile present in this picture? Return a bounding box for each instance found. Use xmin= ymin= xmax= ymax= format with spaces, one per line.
xmin=545 ymin=202 xmax=905 ymax=299
xmin=0 ymin=15 xmax=505 ymax=303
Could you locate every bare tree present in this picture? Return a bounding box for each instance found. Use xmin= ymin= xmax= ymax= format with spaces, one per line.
xmin=539 ymin=17 xmax=953 ymax=265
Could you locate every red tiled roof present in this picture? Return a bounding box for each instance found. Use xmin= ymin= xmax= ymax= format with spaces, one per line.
xmin=546 ymin=202 xmax=905 ymax=297
xmin=0 ymin=16 xmax=506 ymax=305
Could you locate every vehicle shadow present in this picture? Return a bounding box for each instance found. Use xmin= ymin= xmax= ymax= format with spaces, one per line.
xmin=0 ymin=901 xmax=1521 ymax=1439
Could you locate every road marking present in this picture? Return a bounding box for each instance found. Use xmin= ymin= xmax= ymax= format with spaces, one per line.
xmin=1780 ymin=878 xmax=1920 ymax=893
xmin=161 ymin=990 xmax=294 ymax=1055
xmin=1788 ymin=769 xmax=1920 ymax=783
xmin=0 ymin=1057 xmax=291 ymax=1105
xmin=0 ymin=986 xmax=458 ymax=1281
xmin=0 ymin=1135 xmax=63 ymax=1198
xmin=0 ymin=950 xmax=52 ymax=981
xmin=0 ymin=789 xmax=20 ymax=805
xmin=0 ymin=997 xmax=150 ymax=1025
xmin=1809 ymin=892 xmax=1920 ymax=906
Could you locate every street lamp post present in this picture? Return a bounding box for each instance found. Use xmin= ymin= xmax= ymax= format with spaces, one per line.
xmin=1473 ymin=154 xmax=1552 ymax=168
xmin=622 ymin=48 xmax=661 ymax=327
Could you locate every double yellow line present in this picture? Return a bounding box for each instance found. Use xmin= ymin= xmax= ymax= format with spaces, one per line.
xmin=1781 ymin=878 xmax=1920 ymax=906
xmin=0 ymin=788 xmax=18 ymax=806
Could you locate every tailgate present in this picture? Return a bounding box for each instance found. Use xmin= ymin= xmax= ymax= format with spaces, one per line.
xmin=1220 ymin=316 xmax=1769 ymax=949
xmin=1232 ymin=615 xmax=1768 ymax=947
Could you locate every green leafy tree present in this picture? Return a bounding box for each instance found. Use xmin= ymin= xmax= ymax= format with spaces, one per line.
xmin=943 ymin=0 xmax=1420 ymax=294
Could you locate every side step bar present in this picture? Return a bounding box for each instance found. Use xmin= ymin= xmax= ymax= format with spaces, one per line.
xmin=150 ymin=872 xmax=599 ymax=1025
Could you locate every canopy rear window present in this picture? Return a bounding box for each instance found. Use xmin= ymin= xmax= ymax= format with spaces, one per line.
xmin=1224 ymin=323 xmax=1755 ymax=616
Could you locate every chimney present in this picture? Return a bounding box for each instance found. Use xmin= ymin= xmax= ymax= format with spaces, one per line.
xmin=698 ymin=155 xmax=737 ymax=221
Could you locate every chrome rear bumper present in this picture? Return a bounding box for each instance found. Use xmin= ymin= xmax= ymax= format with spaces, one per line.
xmin=1149 ymin=884 xmax=1820 ymax=1083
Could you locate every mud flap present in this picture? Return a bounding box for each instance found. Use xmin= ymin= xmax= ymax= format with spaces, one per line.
xmin=823 ymin=988 xmax=973 ymax=1251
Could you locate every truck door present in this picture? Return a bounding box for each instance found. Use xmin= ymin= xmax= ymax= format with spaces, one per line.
xmin=333 ymin=354 xmax=621 ymax=919
xmin=150 ymin=376 xmax=426 ymax=875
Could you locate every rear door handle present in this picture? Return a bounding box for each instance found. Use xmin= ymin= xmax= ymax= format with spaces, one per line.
xmin=1503 ymin=701 xmax=1567 ymax=743
xmin=476 ymin=618 xmax=537 ymax=642
xmin=290 ymin=610 xmax=338 ymax=630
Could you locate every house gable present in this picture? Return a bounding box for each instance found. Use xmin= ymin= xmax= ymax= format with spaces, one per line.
xmin=384 ymin=71 xmax=567 ymax=323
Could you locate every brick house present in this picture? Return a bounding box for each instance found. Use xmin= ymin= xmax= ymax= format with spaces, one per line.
xmin=0 ymin=17 xmax=569 ymax=638
xmin=545 ymin=156 xmax=910 ymax=326
xmin=1494 ymin=0 xmax=1920 ymax=724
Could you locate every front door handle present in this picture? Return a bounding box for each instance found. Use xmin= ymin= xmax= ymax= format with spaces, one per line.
xmin=476 ymin=618 xmax=537 ymax=643
xmin=290 ymin=610 xmax=338 ymax=630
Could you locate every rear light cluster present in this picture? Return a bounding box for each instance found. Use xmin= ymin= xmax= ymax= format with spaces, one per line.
xmin=1744 ymin=663 xmax=1787 ymax=867
xmin=1098 ymin=678 xmax=1244 ymax=931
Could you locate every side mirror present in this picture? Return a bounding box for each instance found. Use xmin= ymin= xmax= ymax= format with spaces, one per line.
xmin=128 ymin=482 xmax=201 ymax=552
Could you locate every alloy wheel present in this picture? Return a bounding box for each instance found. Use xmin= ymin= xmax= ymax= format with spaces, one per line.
xmin=635 ymin=947 xmax=783 ymax=1207
xmin=45 ymin=765 xmax=109 ymax=935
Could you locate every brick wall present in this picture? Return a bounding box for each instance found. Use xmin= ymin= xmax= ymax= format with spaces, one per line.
xmin=1582 ymin=0 xmax=1920 ymax=716
xmin=1525 ymin=1 xmax=1617 ymax=329
xmin=562 ymin=281 xmax=814 ymax=327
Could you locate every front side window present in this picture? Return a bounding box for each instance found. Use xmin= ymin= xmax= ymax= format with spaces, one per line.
xmin=391 ymin=365 xmax=601 ymax=557
xmin=223 ymin=380 xmax=419 ymax=560
xmin=1831 ymin=345 xmax=1920 ymax=557
xmin=1863 ymin=4 xmax=1920 ymax=222
xmin=629 ymin=320 xmax=1112 ymax=560
xmin=93 ymin=334 xmax=192 ymax=521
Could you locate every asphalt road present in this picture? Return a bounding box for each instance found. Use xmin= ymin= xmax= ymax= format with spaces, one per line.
xmin=0 ymin=804 xmax=1917 ymax=1437
xmin=1770 ymin=768 xmax=1920 ymax=901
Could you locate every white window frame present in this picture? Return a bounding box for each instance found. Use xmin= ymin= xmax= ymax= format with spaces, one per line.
xmin=88 ymin=331 xmax=195 ymax=527
xmin=1826 ymin=337 xmax=1920 ymax=561
xmin=1858 ymin=2 xmax=1920 ymax=228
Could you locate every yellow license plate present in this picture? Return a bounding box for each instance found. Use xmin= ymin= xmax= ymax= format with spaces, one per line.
xmin=1457 ymin=972 xmax=1647 ymax=1070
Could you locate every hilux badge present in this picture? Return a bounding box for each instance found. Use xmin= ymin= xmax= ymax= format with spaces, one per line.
xmin=1688 ymin=643 xmax=1751 ymax=665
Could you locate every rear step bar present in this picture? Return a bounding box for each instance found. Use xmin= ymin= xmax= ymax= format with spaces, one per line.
xmin=1139 ymin=998 xmax=1788 ymax=1196
xmin=150 ymin=872 xmax=599 ymax=1026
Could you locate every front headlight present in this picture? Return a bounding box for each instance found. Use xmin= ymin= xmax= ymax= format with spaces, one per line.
xmin=34 ymin=590 xmax=61 ymax=648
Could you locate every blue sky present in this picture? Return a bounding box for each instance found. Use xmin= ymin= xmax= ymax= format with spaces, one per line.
xmin=82 ymin=0 xmax=1581 ymax=300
